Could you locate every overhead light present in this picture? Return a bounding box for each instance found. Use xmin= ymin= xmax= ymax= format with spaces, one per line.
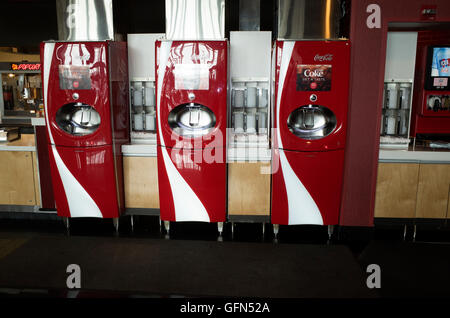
xmin=8 ymin=73 xmax=14 ymax=78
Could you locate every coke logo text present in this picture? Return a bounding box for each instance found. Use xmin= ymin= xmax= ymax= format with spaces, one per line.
xmin=304 ymin=69 xmax=324 ymax=78
xmin=314 ymin=54 xmax=333 ymax=62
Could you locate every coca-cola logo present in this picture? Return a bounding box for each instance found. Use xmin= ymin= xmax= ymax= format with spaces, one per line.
xmin=314 ymin=54 xmax=333 ymax=62
xmin=304 ymin=69 xmax=324 ymax=78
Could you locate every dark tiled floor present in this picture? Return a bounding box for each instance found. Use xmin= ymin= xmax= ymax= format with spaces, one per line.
xmin=0 ymin=216 xmax=448 ymax=299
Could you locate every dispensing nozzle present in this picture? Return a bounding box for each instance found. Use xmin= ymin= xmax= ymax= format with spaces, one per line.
xmin=188 ymin=102 xmax=201 ymax=127
xmin=302 ymin=105 xmax=315 ymax=129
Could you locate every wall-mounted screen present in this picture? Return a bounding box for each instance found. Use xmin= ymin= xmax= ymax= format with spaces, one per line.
xmin=425 ymin=46 xmax=450 ymax=90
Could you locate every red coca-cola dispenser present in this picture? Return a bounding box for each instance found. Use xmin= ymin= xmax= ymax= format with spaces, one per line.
xmin=40 ymin=41 xmax=129 ymax=230
xmin=271 ymin=40 xmax=351 ymax=237
xmin=155 ymin=0 xmax=228 ymax=236
xmin=155 ymin=40 xmax=228 ymax=235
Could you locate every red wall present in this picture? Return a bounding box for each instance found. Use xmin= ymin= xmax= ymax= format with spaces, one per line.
xmin=410 ymin=30 xmax=450 ymax=136
xmin=340 ymin=0 xmax=450 ymax=226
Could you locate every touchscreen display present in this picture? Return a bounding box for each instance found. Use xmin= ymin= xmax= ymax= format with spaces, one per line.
xmin=431 ymin=47 xmax=450 ymax=77
xmin=174 ymin=64 xmax=209 ymax=90
xmin=296 ymin=65 xmax=332 ymax=91
xmin=59 ymin=65 xmax=91 ymax=90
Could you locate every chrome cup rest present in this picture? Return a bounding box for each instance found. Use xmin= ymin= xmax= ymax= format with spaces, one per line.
xmin=287 ymin=104 xmax=337 ymax=140
xmin=168 ymin=103 xmax=216 ymax=137
xmin=56 ymin=102 xmax=101 ymax=136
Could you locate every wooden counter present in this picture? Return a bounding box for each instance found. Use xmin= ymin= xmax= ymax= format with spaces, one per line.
xmin=379 ymin=148 xmax=450 ymax=164
xmin=123 ymin=156 xmax=159 ymax=209
xmin=0 ymin=135 xmax=39 ymax=206
xmin=375 ymin=161 xmax=450 ymax=219
xmin=0 ymin=134 xmax=36 ymax=152
xmin=374 ymin=163 xmax=419 ymax=218
xmin=415 ymin=164 xmax=450 ymax=219
xmin=228 ymin=162 xmax=271 ymax=217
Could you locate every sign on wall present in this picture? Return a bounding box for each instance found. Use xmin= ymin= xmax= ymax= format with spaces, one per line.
xmin=0 ymin=62 xmax=41 ymax=71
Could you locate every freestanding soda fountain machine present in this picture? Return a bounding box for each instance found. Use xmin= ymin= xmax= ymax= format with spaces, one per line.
xmin=270 ymin=0 xmax=349 ymax=239
xmin=156 ymin=40 xmax=228 ymax=234
xmin=271 ymin=40 xmax=351 ymax=237
xmin=40 ymin=41 xmax=129 ymax=230
xmin=156 ymin=0 xmax=227 ymax=235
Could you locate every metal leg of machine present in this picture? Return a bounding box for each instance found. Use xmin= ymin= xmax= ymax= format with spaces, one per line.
xmin=217 ymin=222 xmax=224 ymax=236
xmin=62 ymin=217 xmax=70 ymax=230
xmin=130 ymin=215 xmax=134 ymax=232
xmin=164 ymin=220 xmax=170 ymax=240
xmin=403 ymin=224 xmax=407 ymax=241
xmin=262 ymin=222 xmax=265 ymax=239
xmin=273 ymin=224 xmax=279 ymax=239
xmin=231 ymin=222 xmax=234 ymax=239
xmin=413 ymin=224 xmax=417 ymax=242
xmin=113 ymin=217 xmax=119 ymax=232
xmin=164 ymin=221 xmax=170 ymax=234
xmin=327 ymin=225 xmax=334 ymax=241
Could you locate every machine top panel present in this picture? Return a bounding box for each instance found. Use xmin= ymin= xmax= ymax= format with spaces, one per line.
xmin=165 ymin=0 xmax=225 ymax=40
xmin=56 ymin=0 xmax=114 ymax=42
xmin=230 ymin=31 xmax=272 ymax=80
xmin=276 ymin=0 xmax=342 ymax=40
xmin=127 ymin=33 xmax=165 ymax=80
